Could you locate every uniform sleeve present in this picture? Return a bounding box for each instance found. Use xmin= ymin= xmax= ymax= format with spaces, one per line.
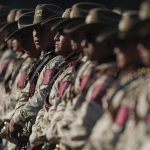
xmin=12 ymin=56 xmax=63 ymax=125
xmin=60 ymin=75 xmax=115 ymax=149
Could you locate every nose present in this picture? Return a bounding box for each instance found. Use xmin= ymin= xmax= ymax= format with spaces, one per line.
xmin=54 ymin=32 xmax=60 ymax=42
xmin=114 ymin=47 xmax=120 ymax=55
xmin=81 ymin=39 xmax=88 ymax=48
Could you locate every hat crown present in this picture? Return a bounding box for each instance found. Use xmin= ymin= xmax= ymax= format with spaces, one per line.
xmin=7 ymin=9 xmax=17 ymax=23
xmin=119 ymin=11 xmax=138 ymax=32
xmin=70 ymin=2 xmax=106 ymax=18
xmin=15 ymin=9 xmax=33 ymax=21
xmin=18 ymin=12 xmax=34 ymax=29
xmin=85 ymin=8 xmax=121 ymax=25
xmin=33 ymin=4 xmax=63 ymax=24
xmin=62 ymin=8 xmax=72 ymax=18
xmin=139 ymin=0 xmax=150 ymax=20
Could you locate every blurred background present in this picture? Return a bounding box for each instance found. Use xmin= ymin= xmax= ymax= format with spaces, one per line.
xmin=0 ymin=0 xmax=142 ymax=10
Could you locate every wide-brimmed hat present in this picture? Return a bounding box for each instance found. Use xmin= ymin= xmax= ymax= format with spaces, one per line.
xmin=5 ymin=12 xmax=34 ymax=41
xmin=52 ymin=2 xmax=107 ymax=32
xmin=117 ymin=11 xmax=139 ymax=40
xmin=0 ymin=9 xmax=33 ymax=32
xmin=42 ymin=8 xmax=71 ymax=29
xmin=32 ymin=4 xmax=63 ymax=26
xmin=64 ymin=8 xmax=121 ymax=34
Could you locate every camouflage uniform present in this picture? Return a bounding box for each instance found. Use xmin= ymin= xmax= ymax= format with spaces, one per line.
xmin=84 ymin=67 xmax=150 ymax=150
xmin=0 ymin=51 xmax=23 ymax=118
xmin=12 ymin=53 xmax=64 ymax=125
xmin=2 ymin=55 xmax=36 ymax=121
xmin=29 ymin=53 xmax=80 ymax=146
xmin=59 ymin=62 xmax=118 ymax=150
xmin=45 ymin=58 xmax=94 ymax=142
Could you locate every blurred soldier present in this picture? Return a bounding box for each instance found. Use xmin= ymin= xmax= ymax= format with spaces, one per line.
xmin=44 ymin=3 xmax=107 ymax=145
xmin=85 ymin=11 xmax=149 ymax=150
xmin=56 ymin=8 xmax=120 ymax=150
xmin=137 ymin=0 xmax=150 ymax=66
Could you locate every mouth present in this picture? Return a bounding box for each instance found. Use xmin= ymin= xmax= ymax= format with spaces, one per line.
xmin=55 ymin=43 xmax=59 ymax=47
xmin=34 ymin=39 xmax=40 ymax=45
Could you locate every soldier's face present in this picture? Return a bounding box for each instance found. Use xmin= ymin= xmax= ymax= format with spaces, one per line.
xmin=21 ymin=33 xmax=38 ymax=57
xmin=70 ymin=32 xmax=84 ymax=51
xmin=137 ymin=43 xmax=150 ymax=66
xmin=54 ymin=32 xmax=72 ymax=57
xmin=114 ymin=43 xmax=140 ymax=69
xmin=81 ymin=34 xmax=104 ymax=61
xmin=33 ymin=23 xmax=54 ymax=51
xmin=11 ymin=37 xmax=23 ymax=52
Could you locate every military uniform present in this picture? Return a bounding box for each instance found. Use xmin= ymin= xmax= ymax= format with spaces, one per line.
xmin=12 ymin=54 xmax=64 ymax=125
xmin=59 ymin=63 xmax=118 ymax=150
xmin=29 ymin=52 xmax=80 ymax=146
xmin=2 ymin=55 xmax=36 ymax=121
xmin=85 ymin=67 xmax=150 ymax=150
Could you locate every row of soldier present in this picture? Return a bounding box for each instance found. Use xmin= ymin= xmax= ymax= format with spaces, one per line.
xmin=0 ymin=1 xmax=149 ymax=150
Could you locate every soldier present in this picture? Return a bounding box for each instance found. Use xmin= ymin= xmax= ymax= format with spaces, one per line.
xmin=54 ymin=8 xmax=121 ymax=150
xmin=0 ymin=9 xmax=34 ymax=119
xmin=7 ymin=3 xmax=63 ymax=146
xmin=0 ymin=12 xmax=38 ymax=123
xmin=137 ymin=0 xmax=150 ymax=67
xmin=84 ymin=11 xmax=149 ymax=150
xmin=0 ymin=10 xmax=37 ymax=150
xmin=29 ymin=3 xmax=105 ymax=149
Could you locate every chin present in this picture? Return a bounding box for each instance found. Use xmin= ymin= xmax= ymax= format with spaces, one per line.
xmin=35 ymin=46 xmax=41 ymax=51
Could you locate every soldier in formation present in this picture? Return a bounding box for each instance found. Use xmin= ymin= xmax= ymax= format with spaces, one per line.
xmin=0 ymin=1 xmax=149 ymax=150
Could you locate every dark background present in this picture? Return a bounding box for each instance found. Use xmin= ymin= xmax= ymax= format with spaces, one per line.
xmin=0 ymin=0 xmax=142 ymax=10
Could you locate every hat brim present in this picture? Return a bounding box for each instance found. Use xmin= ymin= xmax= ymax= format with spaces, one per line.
xmin=5 ymin=25 xmax=34 ymax=42
xmin=0 ymin=22 xmax=17 ymax=32
xmin=51 ymin=17 xmax=85 ymax=32
xmin=118 ymin=19 xmax=150 ymax=40
xmin=63 ymin=20 xmax=115 ymax=34
xmin=41 ymin=14 xmax=62 ymax=25
xmin=96 ymin=27 xmax=118 ymax=43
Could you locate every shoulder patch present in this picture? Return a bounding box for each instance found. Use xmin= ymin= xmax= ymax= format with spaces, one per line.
xmin=0 ymin=62 xmax=8 ymax=75
xmin=59 ymin=80 xmax=70 ymax=97
xmin=80 ymin=75 xmax=89 ymax=91
xmin=17 ymin=70 xmax=27 ymax=89
xmin=41 ymin=69 xmax=53 ymax=85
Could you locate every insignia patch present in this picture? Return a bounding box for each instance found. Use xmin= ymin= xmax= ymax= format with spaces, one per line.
xmin=59 ymin=80 xmax=69 ymax=97
xmin=80 ymin=75 xmax=89 ymax=91
xmin=115 ymin=105 xmax=129 ymax=127
xmin=41 ymin=69 xmax=53 ymax=85
xmin=91 ymin=85 xmax=106 ymax=100
xmin=0 ymin=62 xmax=8 ymax=75
xmin=17 ymin=70 xmax=27 ymax=89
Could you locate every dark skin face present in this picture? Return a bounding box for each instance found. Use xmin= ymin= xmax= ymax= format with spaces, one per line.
xmin=21 ymin=32 xmax=40 ymax=58
xmin=114 ymin=42 xmax=141 ymax=69
xmin=54 ymin=31 xmax=72 ymax=58
xmin=33 ymin=23 xmax=55 ymax=51
xmin=81 ymin=34 xmax=113 ymax=61
xmin=11 ymin=36 xmax=24 ymax=52
xmin=137 ymin=43 xmax=150 ymax=67
xmin=69 ymin=32 xmax=85 ymax=53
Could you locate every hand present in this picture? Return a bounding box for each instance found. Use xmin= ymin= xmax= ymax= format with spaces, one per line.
xmin=30 ymin=143 xmax=43 ymax=150
xmin=9 ymin=119 xmax=22 ymax=139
